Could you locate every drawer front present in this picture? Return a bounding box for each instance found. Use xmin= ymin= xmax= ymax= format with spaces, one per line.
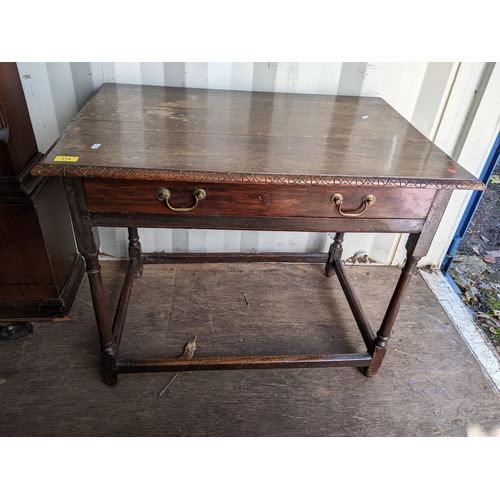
xmin=83 ymin=178 xmax=437 ymax=220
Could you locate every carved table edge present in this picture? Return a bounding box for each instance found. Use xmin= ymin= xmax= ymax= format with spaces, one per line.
xmin=30 ymin=165 xmax=486 ymax=191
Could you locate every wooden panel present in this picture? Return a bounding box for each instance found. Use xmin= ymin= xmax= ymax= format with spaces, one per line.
xmin=35 ymin=84 xmax=482 ymax=190
xmin=0 ymin=203 xmax=58 ymax=299
xmin=83 ymin=178 xmax=437 ymax=220
xmin=0 ymin=177 xmax=80 ymax=301
xmin=35 ymin=177 xmax=78 ymax=294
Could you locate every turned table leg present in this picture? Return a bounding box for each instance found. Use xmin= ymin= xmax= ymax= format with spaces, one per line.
xmin=86 ymin=253 xmax=117 ymax=385
xmin=128 ymin=227 xmax=143 ymax=278
xmin=365 ymin=255 xmax=420 ymax=376
xmin=365 ymin=189 xmax=453 ymax=376
xmin=325 ymin=232 xmax=345 ymax=278
xmin=63 ymin=177 xmax=117 ymax=385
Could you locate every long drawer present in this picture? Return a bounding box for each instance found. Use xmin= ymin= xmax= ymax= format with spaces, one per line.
xmin=83 ymin=178 xmax=437 ymax=220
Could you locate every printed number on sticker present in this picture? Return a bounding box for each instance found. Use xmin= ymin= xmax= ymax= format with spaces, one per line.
xmin=54 ymin=156 xmax=79 ymax=162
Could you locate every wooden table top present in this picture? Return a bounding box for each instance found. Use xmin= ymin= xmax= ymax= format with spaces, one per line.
xmin=33 ymin=83 xmax=484 ymax=190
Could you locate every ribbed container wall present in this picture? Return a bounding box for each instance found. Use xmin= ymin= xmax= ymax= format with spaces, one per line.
xmin=17 ymin=62 xmax=500 ymax=266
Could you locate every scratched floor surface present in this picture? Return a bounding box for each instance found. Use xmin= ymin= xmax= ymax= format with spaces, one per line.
xmin=1 ymin=261 xmax=499 ymax=436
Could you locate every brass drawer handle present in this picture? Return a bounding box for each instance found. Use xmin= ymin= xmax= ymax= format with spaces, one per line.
xmin=330 ymin=193 xmax=376 ymax=217
xmin=156 ymin=188 xmax=207 ymax=212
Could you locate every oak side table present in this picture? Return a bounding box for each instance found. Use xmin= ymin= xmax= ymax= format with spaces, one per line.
xmin=31 ymin=83 xmax=485 ymax=385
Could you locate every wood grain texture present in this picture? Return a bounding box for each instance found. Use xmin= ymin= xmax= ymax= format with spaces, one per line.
xmin=83 ymin=178 xmax=437 ymax=219
xmin=32 ymin=84 xmax=484 ymax=191
xmin=1 ymin=262 xmax=500 ymax=437
xmin=117 ymin=353 xmax=373 ymax=372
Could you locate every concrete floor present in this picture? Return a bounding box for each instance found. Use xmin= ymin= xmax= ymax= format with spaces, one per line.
xmin=1 ymin=261 xmax=499 ymax=436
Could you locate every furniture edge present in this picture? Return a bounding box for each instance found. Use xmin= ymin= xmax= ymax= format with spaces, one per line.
xmin=30 ymin=164 xmax=486 ymax=191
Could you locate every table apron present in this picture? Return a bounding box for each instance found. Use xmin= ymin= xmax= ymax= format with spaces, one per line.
xmin=89 ymin=211 xmax=425 ymax=233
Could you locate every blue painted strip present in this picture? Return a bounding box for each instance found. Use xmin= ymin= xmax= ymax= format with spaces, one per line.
xmin=441 ymin=131 xmax=500 ymax=275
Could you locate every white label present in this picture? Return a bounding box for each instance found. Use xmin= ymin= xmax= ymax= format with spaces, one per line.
xmin=91 ymin=143 xmax=101 ymax=149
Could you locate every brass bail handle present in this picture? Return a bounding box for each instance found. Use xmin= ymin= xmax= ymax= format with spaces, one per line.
xmin=156 ymin=188 xmax=207 ymax=212
xmin=330 ymin=193 xmax=376 ymax=217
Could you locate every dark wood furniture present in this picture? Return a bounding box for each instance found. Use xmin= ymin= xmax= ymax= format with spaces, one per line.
xmin=0 ymin=63 xmax=84 ymax=323
xmin=31 ymin=83 xmax=485 ymax=385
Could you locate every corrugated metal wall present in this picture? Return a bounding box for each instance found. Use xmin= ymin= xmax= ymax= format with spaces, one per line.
xmin=17 ymin=62 xmax=500 ymax=265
